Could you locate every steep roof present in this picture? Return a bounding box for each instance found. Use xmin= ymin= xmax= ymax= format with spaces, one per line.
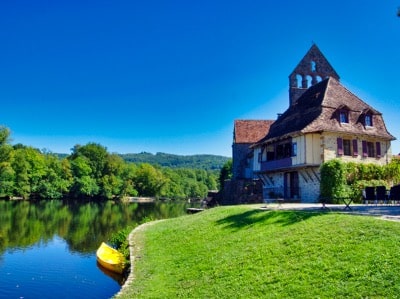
xmin=256 ymin=77 xmax=395 ymax=144
xmin=234 ymin=120 xmax=274 ymax=144
xmin=289 ymin=44 xmax=339 ymax=80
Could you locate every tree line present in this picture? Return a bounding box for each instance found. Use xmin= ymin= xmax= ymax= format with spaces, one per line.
xmin=0 ymin=126 xmax=219 ymax=200
xmin=120 ymin=152 xmax=230 ymax=170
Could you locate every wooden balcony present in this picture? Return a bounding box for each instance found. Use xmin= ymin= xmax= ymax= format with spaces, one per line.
xmin=260 ymin=157 xmax=292 ymax=172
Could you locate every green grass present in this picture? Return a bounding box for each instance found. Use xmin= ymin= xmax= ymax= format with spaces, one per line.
xmin=118 ymin=205 xmax=400 ymax=298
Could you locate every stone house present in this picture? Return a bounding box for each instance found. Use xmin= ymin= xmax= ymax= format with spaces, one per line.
xmin=221 ymin=120 xmax=273 ymax=204
xmin=231 ymin=44 xmax=395 ymax=203
xmin=232 ymin=120 xmax=274 ymax=180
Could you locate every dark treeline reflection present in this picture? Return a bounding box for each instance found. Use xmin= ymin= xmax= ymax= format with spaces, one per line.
xmin=0 ymin=200 xmax=190 ymax=256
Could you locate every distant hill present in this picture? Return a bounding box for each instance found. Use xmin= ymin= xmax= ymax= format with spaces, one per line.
xmin=120 ymin=152 xmax=231 ymax=170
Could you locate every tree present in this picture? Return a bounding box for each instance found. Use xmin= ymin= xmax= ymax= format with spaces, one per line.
xmin=0 ymin=126 xmax=14 ymax=197
xmin=0 ymin=126 xmax=11 ymax=145
xmin=12 ymin=148 xmax=32 ymax=198
xmin=119 ymin=163 xmax=139 ymax=197
xmin=70 ymin=143 xmax=108 ymax=179
xmin=70 ymin=155 xmax=99 ymax=198
xmin=37 ymin=154 xmax=73 ymax=199
xmin=218 ymin=159 xmax=232 ymax=190
xmin=132 ymin=163 xmax=166 ymax=197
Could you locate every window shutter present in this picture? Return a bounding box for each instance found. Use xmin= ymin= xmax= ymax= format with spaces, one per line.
xmin=362 ymin=141 xmax=368 ymax=157
xmin=376 ymin=142 xmax=381 ymax=158
xmin=337 ymin=138 xmax=343 ymax=155
xmin=352 ymin=139 xmax=358 ymax=156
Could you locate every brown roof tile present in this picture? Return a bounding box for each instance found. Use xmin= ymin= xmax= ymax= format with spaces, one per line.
xmin=257 ymin=77 xmax=395 ymax=144
xmin=234 ymin=120 xmax=274 ymax=144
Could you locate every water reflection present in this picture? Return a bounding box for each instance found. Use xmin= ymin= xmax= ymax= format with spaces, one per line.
xmin=96 ymin=261 xmax=126 ymax=286
xmin=0 ymin=200 xmax=191 ymax=256
xmin=0 ymin=200 xmax=193 ymax=298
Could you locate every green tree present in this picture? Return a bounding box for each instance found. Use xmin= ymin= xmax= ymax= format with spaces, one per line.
xmin=70 ymin=143 xmax=108 ymax=179
xmin=0 ymin=126 xmax=14 ymax=197
xmin=37 ymin=154 xmax=73 ymax=199
xmin=119 ymin=163 xmax=139 ymax=197
xmin=70 ymin=155 xmax=99 ymax=198
xmin=160 ymin=168 xmax=186 ymax=199
xmin=133 ymin=163 xmax=166 ymax=197
xmin=219 ymin=159 xmax=232 ymax=191
xmin=11 ymin=148 xmax=31 ymax=198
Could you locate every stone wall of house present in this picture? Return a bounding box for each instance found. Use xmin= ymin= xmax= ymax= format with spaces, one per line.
xmin=232 ymin=143 xmax=253 ymax=180
xmin=261 ymin=168 xmax=321 ymax=203
xmin=262 ymin=173 xmax=284 ymax=201
xmin=322 ymin=133 xmax=392 ymax=165
xmin=298 ymin=168 xmax=321 ymax=203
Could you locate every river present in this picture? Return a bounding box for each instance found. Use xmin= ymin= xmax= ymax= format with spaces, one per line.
xmin=0 ymin=200 xmax=194 ymax=299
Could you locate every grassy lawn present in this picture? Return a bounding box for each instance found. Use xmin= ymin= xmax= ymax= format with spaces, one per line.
xmin=118 ymin=205 xmax=400 ymax=298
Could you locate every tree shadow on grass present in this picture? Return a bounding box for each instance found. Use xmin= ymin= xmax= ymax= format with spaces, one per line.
xmin=215 ymin=209 xmax=326 ymax=231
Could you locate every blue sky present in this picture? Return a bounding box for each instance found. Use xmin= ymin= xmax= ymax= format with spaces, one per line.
xmin=0 ymin=1 xmax=399 ymax=157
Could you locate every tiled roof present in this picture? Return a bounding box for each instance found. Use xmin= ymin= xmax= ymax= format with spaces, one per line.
xmin=234 ymin=120 xmax=274 ymax=144
xmin=257 ymin=77 xmax=395 ymax=144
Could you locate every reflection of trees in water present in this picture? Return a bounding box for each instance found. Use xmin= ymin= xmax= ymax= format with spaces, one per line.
xmin=0 ymin=200 xmax=189 ymax=255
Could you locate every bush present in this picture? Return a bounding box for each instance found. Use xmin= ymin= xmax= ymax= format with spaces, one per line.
xmin=320 ymin=159 xmax=397 ymax=203
xmin=109 ymin=226 xmax=135 ymax=264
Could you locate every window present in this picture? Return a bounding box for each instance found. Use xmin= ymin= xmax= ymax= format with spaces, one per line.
xmin=365 ymin=114 xmax=373 ymax=127
xmin=276 ymin=144 xmax=284 ymax=159
xmin=365 ymin=141 xmax=375 ymax=157
xmin=296 ymin=74 xmax=302 ymax=88
xmin=284 ymin=143 xmax=291 ymax=158
xmin=337 ymin=138 xmax=343 ymax=155
xmin=311 ymin=61 xmax=316 ymax=72
xmin=343 ymin=139 xmax=351 ymax=156
xmin=339 ymin=110 xmax=349 ymax=123
xmin=267 ymin=141 xmax=293 ymax=160
xmin=266 ymin=145 xmax=275 ymax=161
xmin=376 ymin=142 xmax=381 ymax=158
xmin=292 ymin=143 xmax=297 ymax=156
xmin=352 ymin=139 xmax=358 ymax=156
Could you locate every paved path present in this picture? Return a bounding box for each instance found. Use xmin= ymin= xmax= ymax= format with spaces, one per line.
xmin=259 ymin=203 xmax=400 ymax=221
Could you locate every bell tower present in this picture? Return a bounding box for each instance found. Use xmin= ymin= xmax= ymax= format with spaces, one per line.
xmin=289 ymin=44 xmax=340 ymax=107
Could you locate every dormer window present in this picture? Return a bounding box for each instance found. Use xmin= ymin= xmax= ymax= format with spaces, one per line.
xmin=365 ymin=114 xmax=373 ymax=127
xmin=339 ymin=110 xmax=349 ymax=124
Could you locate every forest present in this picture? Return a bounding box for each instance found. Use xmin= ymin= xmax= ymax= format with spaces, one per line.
xmin=0 ymin=126 xmax=225 ymax=200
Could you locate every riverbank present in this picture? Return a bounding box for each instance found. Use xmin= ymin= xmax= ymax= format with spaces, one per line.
xmin=116 ymin=204 xmax=400 ymax=298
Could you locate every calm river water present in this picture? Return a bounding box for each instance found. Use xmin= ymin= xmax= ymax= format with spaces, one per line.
xmin=0 ymin=200 xmax=194 ymax=299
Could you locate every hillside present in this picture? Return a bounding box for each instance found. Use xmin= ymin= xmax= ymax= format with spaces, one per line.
xmin=119 ymin=152 xmax=230 ymax=170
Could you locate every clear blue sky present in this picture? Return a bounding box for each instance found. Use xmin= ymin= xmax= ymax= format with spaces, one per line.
xmin=1 ymin=1 xmax=399 ymax=157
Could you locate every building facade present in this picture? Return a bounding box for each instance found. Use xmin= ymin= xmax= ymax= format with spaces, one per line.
xmin=233 ymin=45 xmax=395 ymax=203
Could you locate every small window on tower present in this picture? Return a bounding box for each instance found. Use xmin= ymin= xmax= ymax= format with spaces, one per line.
xmin=311 ymin=61 xmax=317 ymax=72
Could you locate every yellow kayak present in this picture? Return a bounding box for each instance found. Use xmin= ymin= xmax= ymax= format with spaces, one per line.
xmin=96 ymin=242 xmax=126 ymax=274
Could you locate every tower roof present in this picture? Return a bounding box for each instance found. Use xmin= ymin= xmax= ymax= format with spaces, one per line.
xmin=289 ymin=44 xmax=339 ymax=79
xmin=288 ymin=44 xmax=340 ymax=106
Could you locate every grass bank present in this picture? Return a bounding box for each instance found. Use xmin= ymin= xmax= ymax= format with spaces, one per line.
xmin=118 ymin=205 xmax=400 ymax=298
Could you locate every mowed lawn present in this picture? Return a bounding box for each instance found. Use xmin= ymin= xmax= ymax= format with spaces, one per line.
xmin=118 ymin=205 xmax=400 ymax=298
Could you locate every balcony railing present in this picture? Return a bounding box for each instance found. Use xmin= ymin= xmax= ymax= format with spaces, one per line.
xmin=260 ymin=157 xmax=292 ymax=172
